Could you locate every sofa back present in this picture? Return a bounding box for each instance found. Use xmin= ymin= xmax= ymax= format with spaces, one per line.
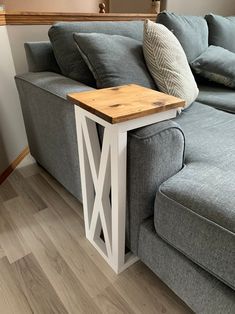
xmin=48 ymin=21 xmax=144 ymax=86
xmin=25 ymin=41 xmax=61 ymax=74
xmin=156 ymin=11 xmax=208 ymax=62
xmin=206 ymin=14 xmax=235 ymax=53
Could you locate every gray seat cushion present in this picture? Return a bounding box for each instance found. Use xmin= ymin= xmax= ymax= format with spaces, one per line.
xmin=48 ymin=21 xmax=144 ymax=86
xmin=206 ymin=14 xmax=235 ymax=53
xmin=73 ymin=33 xmax=156 ymax=89
xmin=154 ymin=102 xmax=235 ymax=289
xmin=156 ymin=11 xmax=208 ymax=62
xmin=198 ymin=83 xmax=235 ymax=113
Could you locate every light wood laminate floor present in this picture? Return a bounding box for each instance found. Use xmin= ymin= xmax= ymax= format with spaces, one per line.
xmin=0 ymin=155 xmax=193 ymax=314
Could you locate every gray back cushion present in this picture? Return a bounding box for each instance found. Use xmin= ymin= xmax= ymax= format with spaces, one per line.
xmin=73 ymin=33 xmax=156 ymax=89
xmin=157 ymin=11 xmax=208 ymax=62
xmin=48 ymin=21 xmax=144 ymax=86
xmin=191 ymin=45 xmax=235 ymax=89
xmin=24 ymin=42 xmax=61 ymax=74
xmin=205 ymin=14 xmax=235 ymax=53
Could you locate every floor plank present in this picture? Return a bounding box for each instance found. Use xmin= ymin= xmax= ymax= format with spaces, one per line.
xmin=12 ymin=254 xmax=68 ymax=314
xmin=0 ymin=245 xmax=5 ymax=259
xmin=0 ymin=158 xmax=193 ymax=314
xmin=0 ymin=201 xmax=30 ymax=263
xmin=19 ymin=163 xmax=42 ymax=178
xmin=113 ymin=262 xmax=192 ymax=314
xmin=128 ymin=262 xmax=192 ymax=314
xmin=41 ymin=170 xmax=84 ymax=220
xmin=0 ymin=180 xmax=18 ymax=202
xmin=0 ymin=257 xmax=32 ymax=314
xmin=8 ymin=170 xmax=47 ymax=211
xmin=28 ymin=174 xmax=85 ymax=239
xmin=5 ymin=196 xmax=101 ymax=314
xmin=35 ymin=207 xmax=111 ymax=298
xmin=29 ymin=173 xmax=117 ymax=283
xmin=94 ymin=285 xmax=136 ymax=314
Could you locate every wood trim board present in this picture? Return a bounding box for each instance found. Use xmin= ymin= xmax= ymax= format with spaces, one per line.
xmin=0 ymin=12 xmax=6 ymax=25
xmin=0 ymin=147 xmax=29 ymax=185
xmin=0 ymin=12 xmax=157 ymax=26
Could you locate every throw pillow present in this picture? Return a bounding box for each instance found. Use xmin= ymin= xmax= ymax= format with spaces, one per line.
xmin=48 ymin=21 xmax=144 ymax=86
xmin=73 ymin=32 xmax=156 ymax=90
xmin=191 ymin=45 xmax=235 ymax=88
xmin=143 ymin=20 xmax=198 ymax=108
xmin=157 ymin=11 xmax=209 ymax=62
xmin=205 ymin=14 xmax=235 ymax=53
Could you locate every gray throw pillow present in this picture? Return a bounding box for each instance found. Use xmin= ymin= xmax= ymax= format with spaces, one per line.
xmin=73 ymin=32 xmax=156 ymax=90
xmin=48 ymin=21 xmax=144 ymax=87
xmin=157 ymin=11 xmax=208 ymax=62
xmin=191 ymin=45 xmax=235 ymax=88
xmin=206 ymin=14 xmax=235 ymax=53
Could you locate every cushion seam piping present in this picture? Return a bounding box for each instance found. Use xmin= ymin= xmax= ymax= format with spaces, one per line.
xmin=157 ymin=187 xmax=235 ymax=236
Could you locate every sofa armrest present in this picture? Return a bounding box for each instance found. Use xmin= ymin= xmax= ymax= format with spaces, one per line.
xmin=15 ymin=72 xmax=94 ymax=201
xmin=127 ymin=120 xmax=185 ymax=254
xmin=24 ymin=42 xmax=61 ymax=74
xmin=15 ymin=71 xmax=94 ymax=100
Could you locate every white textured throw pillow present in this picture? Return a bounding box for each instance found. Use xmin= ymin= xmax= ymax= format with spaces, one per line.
xmin=143 ymin=20 xmax=199 ymax=108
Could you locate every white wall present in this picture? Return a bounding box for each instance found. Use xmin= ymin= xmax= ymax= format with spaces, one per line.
xmin=7 ymin=25 xmax=50 ymax=74
xmin=0 ymin=26 xmax=28 ymax=174
xmin=0 ymin=25 xmax=51 ymax=175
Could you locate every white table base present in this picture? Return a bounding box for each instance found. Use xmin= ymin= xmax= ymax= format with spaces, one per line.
xmin=75 ymin=106 xmax=178 ymax=274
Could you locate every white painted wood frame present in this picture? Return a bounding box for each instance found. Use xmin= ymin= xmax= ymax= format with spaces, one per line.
xmin=74 ymin=106 xmax=178 ymax=274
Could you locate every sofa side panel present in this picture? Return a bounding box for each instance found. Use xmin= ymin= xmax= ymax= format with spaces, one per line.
xmin=127 ymin=120 xmax=185 ymax=254
xmin=15 ymin=73 xmax=92 ymax=201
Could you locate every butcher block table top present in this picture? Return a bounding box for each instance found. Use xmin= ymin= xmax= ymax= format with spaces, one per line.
xmin=67 ymin=84 xmax=185 ymax=124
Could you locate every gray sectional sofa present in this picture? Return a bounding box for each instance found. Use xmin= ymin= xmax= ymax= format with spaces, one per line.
xmin=16 ymin=13 xmax=235 ymax=314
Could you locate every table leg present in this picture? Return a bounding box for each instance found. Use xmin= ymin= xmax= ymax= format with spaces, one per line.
xmin=75 ymin=107 xmax=138 ymax=273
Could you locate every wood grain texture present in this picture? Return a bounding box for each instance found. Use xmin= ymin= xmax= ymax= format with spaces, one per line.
xmin=114 ymin=262 xmax=190 ymax=314
xmin=68 ymin=84 xmax=185 ymax=123
xmin=28 ymin=174 xmax=85 ymax=239
xmin=0 ymin=257 xmax=32 ymax=314
xmin=0 ymin=180 xmax=17 ymax=202
xmin=0 ymin=12 xmax=157 ymax=26
xmin=8 ymin=170 xmax=47 ymax=211
xmin=40 ymin=169 xmax=84 ymax=220
xmin=0 ymin=157 xmax=193 ymax=314
xmin=0 ymin=146 xmax=29 ymax=185
xmin=94 ymin=285 xmax=135 ymax=314
xmin=12 ymin=254 xmax=68 ymax=314
xmin=5 ymin=197 xmax=99 ymax=314
xmin=0 ymin=201 xmax=30 ymax=263
xmin=0 ymin=12 xmax=6 ymax=25
xmin=0 ymin=245 xmax=5 ymax=259
xmin=35 ymin=207 xmax=111 ymax=298
xmin=19 ymin=162 xmax=42 ymax=178
xmin=30 ymin=173 xmax=118 ymax=283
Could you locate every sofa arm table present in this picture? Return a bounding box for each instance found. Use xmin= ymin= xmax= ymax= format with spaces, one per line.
xmin=68 ymin=84 xmax=185 ymax=274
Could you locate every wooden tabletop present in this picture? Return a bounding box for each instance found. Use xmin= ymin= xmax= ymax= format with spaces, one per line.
xmin=67 ymin=84 xmax=185 ymax=124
